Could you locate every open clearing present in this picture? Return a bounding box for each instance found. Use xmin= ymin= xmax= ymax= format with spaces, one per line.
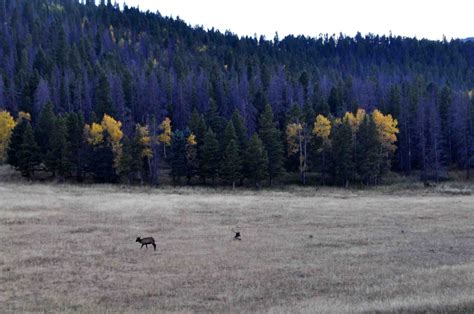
xmin=0 ymin=180 xmax=473 ymax=313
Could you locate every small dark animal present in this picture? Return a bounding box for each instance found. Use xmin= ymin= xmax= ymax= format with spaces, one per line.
xmin=234 ymin=232 xmax=241 ymax=240
xmin=136 ymin=237 xmax=156 ymax=250
xmin=232 ymin=228 xmax=241 ymax=240
xmin=309 ymin=235 xmax=313 ymax=239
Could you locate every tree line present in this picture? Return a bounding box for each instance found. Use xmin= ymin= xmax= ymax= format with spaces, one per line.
xmin=1 ymin=103 xmax=398 ymax=187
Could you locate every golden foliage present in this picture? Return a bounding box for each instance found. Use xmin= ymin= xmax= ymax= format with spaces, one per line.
xmin=286 ymin=123 xmax=303 ymax=156
xmin=18 ymin=111 xmax=31 ymax=121
xmin=372 ymin=109 xmax=399 ymax=152
xmin=313 ymin=115 xmax=331 ymax=141
xmin=0 ymin=111 xmax=16 ymax=162
xmin=85 ymin=123 xmax=104 ymax=145
xmin=343 ymin=109 xmax=366 ymax=133
xmin=187 ymin=133 xmax=197 ymax=146
xmin=158 ymin=117 xmax=172 ymax=146
xmin=136 ymin=124 xmax=153 ymax=159
xmin=85 ymin=115 xmax=124 ymax=166
xmin=101 ymin=114 xmax=123 ymax=144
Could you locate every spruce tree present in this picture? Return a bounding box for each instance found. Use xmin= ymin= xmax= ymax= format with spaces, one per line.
xmin=35 ymin=102 xmax=55 ymax=157
xmin=7 ymin=119 xmax=28 ymax=168
xmin=170 ymin=131 xmax=187 ymax=183
xmin=17 ymin=122 xmax=41 ymax=178
xmin=90 ymin=132 xmax=117 ymax=183
xmin=356 ymin=116 xmax=379 ymax=185
xmin=65 ymin=112 xmax=85 ymax=180
xmin=206 ymin=99 xmax=226 ymax=134
xmin=258 ymin=104 xmax=284 ymax=185
xmin=221 ymin=120 xmax=237 ymax=154
xmin=331 ymin=121 xmax=354 ymax=187
xmin=200 ymin=128 xmax=220 ymax=183
xmin=231 ymin=110 xmax=249 ymax=184
xmin=118 ymin=136 xmax=133 ymax=183
xmin=188 ymin=109 xmax=207 ymax=146
xmin=185 ymin=134 xmax=198 ymax=184
xmin=45 ymin=116 xmax=69 ymax=178
xmin=95 ymin=70 xmax=114 ymax=119
xmin=245 ymin=134 xmax=269 ymax=189
xmin=220 ymin=139 xmax=242 ymax=189
xmin=188 ymin=109 xmax=207 ymax=174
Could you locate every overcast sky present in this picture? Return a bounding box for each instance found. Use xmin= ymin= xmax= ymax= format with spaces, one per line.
xmin=119 ymin=0 xmax=473 ymax=41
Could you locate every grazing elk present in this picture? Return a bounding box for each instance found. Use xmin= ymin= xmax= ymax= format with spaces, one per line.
xmin=136 ymin=237 xmax=156 ymax=250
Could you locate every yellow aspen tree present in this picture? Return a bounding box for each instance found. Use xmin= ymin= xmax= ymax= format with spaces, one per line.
xmin=101 ymin=114 xmax=123 ymax=167
xmin=372 ymin=109 xmax=399 ymax=176
xmin=372 ymin=109 xmax=399 ymax=153
xmin=187 ymin=133 xmax=197 ymax=146
xmin=286 ymin=123 xmax=302 ymax=155
xmin=85 ymin=114 xmax=124 ymax=167
xmin=101 ymin=114 xmax=123 ymax=145
xmin=313 ymin=114 xmax=331 ymax=141
xmin=0 ymin=111 xmax=16 ymax=162
xmin=85 ymin=123 xmax=104 ymax=145
xmin=158 ymin=117 xmax=172 ymax=157
xmin=343 ymin=108 xmax=366 ymax=133
xmin=286 ymin=122 xmax=310 ymax=185
xmin=313 ymin=114 xmax=332 ymax=185
xmin=136 ymin=124 xmax=153 ymax=159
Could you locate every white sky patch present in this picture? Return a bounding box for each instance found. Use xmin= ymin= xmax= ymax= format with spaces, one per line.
xmin=119 ymin=0 xmax=473 ymax=40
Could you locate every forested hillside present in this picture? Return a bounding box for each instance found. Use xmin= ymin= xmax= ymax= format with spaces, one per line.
xmin=0 ymin=0 xmax=473 ymax=186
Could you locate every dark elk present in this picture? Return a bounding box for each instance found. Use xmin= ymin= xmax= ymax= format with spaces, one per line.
xmin=136 ymin=237 xmax=156 ymax=250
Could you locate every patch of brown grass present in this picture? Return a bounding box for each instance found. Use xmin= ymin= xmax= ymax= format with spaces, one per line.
xmin=0 ymin=180 xmax=473 ymax=312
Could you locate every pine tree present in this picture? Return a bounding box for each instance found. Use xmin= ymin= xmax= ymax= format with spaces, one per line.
xmin=220 ymin=139 xmax=242 ymax=189
xmin=258 ymin=104 xmax=284 ymax=185
xmin=188 ymin=109 xmax=207 ymax=176
xmin=170 ymin=131 xmax=187 ymax=183
xmin=356 ymin=115 xmax=379 ymax=185
xmin=7 ymin=117 xmax=29 ymax=168
xmin=231 ymin=110 xmax=248 ymax=148
xmin=45 ymin=116 xmax=69 ymax=178
xmin=90 ymin=132 xmax=117 ymax=183
xmin=245 ymin=134 xmax=269 ymax=189
xmin=17 ymin=122 xmax=41 ymax=178
xmin=185 ymin=133 xmax=198 ymax=184
xmin=200 ymin=128 xmax=220 ymax=183
xmin=221 ymin=120 xmax=237 ymax=154
xmin=65 ymin=112 xmax=85 ymax=180
xmin=95 ymin=70 xmax=114 ymax=119
xmin=331 ymin=121 xmax=354 ymax=187
xmin=118 ymin=136 xmax=133 ymax=183
xmin=35 ymin=102 xmax=56 ymax=158
xmin=188 ymin=109 xmax=207 ymax=146
xmin=206 ymin=99 xmax=226 ymax=134
xmin=118 ymin=135 xmax=142 ymax=183
xmin=231 ymin=110 xmax=249 ymax=184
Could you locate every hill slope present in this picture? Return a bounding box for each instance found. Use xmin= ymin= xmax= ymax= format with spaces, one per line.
xmin=0 ymin=0 xmax=473 ymax=180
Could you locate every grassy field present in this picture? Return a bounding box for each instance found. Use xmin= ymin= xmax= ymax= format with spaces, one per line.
xmin=0 ymin=173 xmax=473 ymax=312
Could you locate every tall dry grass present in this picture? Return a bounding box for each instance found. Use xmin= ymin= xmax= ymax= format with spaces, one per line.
xmin=0 ymin=168 xmax=473 ymax=312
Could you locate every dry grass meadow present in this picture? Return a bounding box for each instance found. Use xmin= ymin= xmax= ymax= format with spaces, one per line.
xmin=1 ymin=168 xmax=473 ymax=312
